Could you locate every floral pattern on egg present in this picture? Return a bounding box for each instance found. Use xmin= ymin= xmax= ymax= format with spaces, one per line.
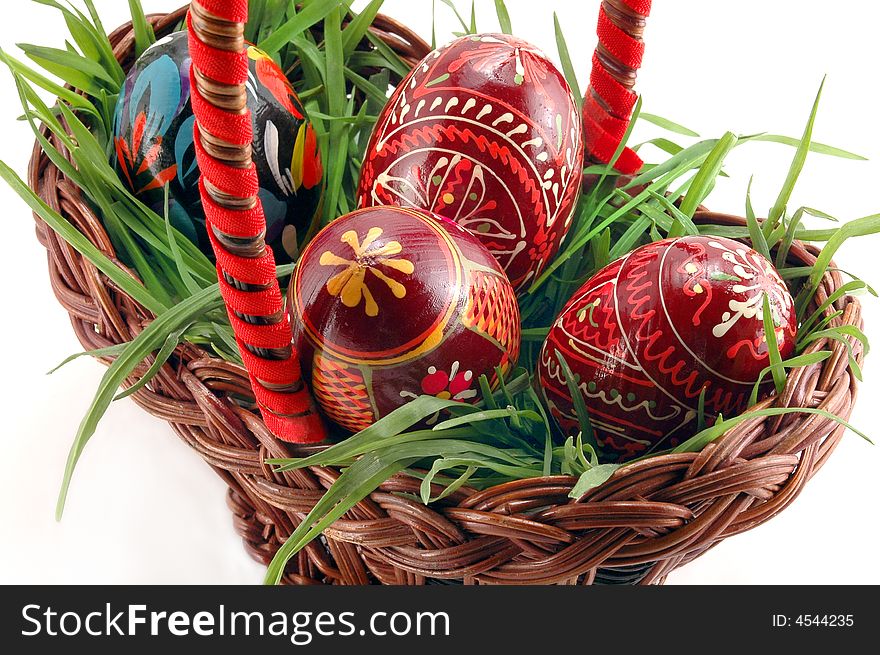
xmin=357 ymin=34 xmax=584 ymax=291
xmin=289 ymin=206 xmax=521 ymax=433
xmin=538 ymin=236 xmax=797 ymax=462
xmin=113 ymin=31 xmax=323 ymax=262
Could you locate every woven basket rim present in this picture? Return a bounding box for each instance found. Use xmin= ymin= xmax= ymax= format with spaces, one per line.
xmin=25 ymin=4 xmax=864 ymax=585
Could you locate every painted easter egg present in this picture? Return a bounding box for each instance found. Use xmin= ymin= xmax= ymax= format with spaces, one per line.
xmin=538 ymin=236 xmax=797 ymax=462
xmin=113 ymin=31 xmax=323 ymax=262
xmin=289 ymin=206 xmax=521 ymax=433
xmin=357 ymin=34 xmax=584 ymax=292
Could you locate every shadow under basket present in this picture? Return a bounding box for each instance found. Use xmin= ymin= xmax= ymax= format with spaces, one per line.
xmin=27 ymin=7 xmax=865 ymax=585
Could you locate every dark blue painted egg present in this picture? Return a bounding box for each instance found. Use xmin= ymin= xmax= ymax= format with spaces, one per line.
xmin=113 ymin=31 xmax=324 ymax=262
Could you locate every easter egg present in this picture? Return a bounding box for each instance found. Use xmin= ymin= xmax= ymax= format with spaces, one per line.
xmin=113 ymin=31 xmax=323 ymax=262
xmin=357 ymin=34 xmax=584 ymax=292
xmin=537 ymin=236 xmax=797 ymax=462
xmin=289 ymin=206 xmax=521 ymax=432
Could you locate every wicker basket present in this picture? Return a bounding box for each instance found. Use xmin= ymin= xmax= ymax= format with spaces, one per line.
xmin=27 ymin=5 xmax=864 ymax=585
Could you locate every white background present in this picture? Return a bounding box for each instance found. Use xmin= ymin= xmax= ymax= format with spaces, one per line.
xmin=0 ymin=0 xmax=878 ymax=585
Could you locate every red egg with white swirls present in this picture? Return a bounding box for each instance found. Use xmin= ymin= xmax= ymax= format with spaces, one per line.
xmin=538 ymin=236 xmax=797 ymax=462
xmin=357 ymin=34 xmax=584 ymax=292
xmin=289 ymin=206 xmax=521 ymax=433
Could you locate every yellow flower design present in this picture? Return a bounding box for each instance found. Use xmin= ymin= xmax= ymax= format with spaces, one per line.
xmin=319 ymin=227 xmax=415 ymax=317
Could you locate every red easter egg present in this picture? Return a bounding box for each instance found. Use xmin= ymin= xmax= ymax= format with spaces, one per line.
xmin=289 ymin=206 xmax=521 ymax=432
xmin=538 ymin=236 xmax=797 ymax=462
xmin=357 ymin=34 xmax=584 ymax=292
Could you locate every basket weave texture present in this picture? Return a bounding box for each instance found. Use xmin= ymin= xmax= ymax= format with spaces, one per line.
xmin=28 ymin=7 xmax=865 ymax=585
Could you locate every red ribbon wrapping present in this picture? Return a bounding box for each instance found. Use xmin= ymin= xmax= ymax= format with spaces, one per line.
xmin=584 ymin=0 xmax=652 ymax=175
xmin=187 ymin=0 xmax=326 ymax=443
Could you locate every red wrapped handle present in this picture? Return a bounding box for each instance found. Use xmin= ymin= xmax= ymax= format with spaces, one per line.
xmin=584 ymin=0 xmax=652 ymax=175
xmin=187 ymin=0 xmax=326 ymax=443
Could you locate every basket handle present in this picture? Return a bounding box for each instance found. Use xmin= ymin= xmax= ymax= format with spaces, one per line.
xmin=584 ymin=0 xmax=652 ymax=175
xmin=187 ymin=0 xmax=326 ymax=443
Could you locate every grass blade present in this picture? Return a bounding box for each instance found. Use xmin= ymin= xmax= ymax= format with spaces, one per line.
xmin=679 ymin=131 xmax=738 ymax=217
xmin=639 ymin=112 xmax=699 ymax=137
xmin=749 ymin=133 xmax=866 ymax=161
xmin=673 ymin=406 xmax=872 ymax=454
xmin=48 ymin=344 xmax=129 ymax=374
xmin=431 ymin=0 xmax=437 ymax=48
xmin=432 ymin=407 xmax=542 ymax=431
xmin=18 ymin=43 xmax=117 ymax=91
xmin=0 ymin=161 xmax=164 ymax=315
xmin=162 ymin=186 xmax=203 ymax=296
xmin=762 ymin=295 xmax=786 ymax=394
xmin=745 ymin=176 xmax=771 ymax=261
xmin=323 ymin=6 xmax=349 ymax=220
xmin=775 ymin=206 xmax=835 ymax=269
xmin=265 ymin=452 xmax=419 ymax=584
xmin=748 ymin=351 xmax=833 ymax=408
xmin=55 ymin=284 xmax=226 ymax=519
xmin=569 ymin=463 xmax=620 ymax=499
xmin=113 ymin=328 xmax=186 ymax=400
xmin=696 ymin=386 xmax=708 ymax=431
xmin=343 ymin=67 xmax=388 ymax=107
xmin=553 ymin=13 xmax=581 ymax=106
xmin=364 ymin=31 xmax=410 ymax=78
xmin=0 ymin=48 xmax=98 ymax=116
xmin=525 ymin=387 xmax=554 ymax=476
xmin=649 ymin=190 xmax=699 ymax=237
xmin=633 ymin=137 xmax=684 ymax=156
xmin=767 ymin=77 xmax=825 ymax=234
xmin=259 ymin=1 xmax=348 ymax=55
xmin=799 ymin=280 xmax=872 ymax=337
xmin=419 ymin=461 xmax=477 ymax=503
xmin=494 ymin=0 xmax=513 ymax=33
xmin=554 ymin=350 xmax=599 ymax=452
xmin=800 ymin=213 xmax=880 ymax=314
xmin=127 ymin=0 xmax=156 ymax=57
xmin=799 ymin=326 xmax=869 ymax=381
xmin=440 ymin=0 xmax=469 ymax=33
xmin=341 ymin=0 xmax=384 ymax=58
xmin=270 ymin=397 xmax=474 ymax=471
